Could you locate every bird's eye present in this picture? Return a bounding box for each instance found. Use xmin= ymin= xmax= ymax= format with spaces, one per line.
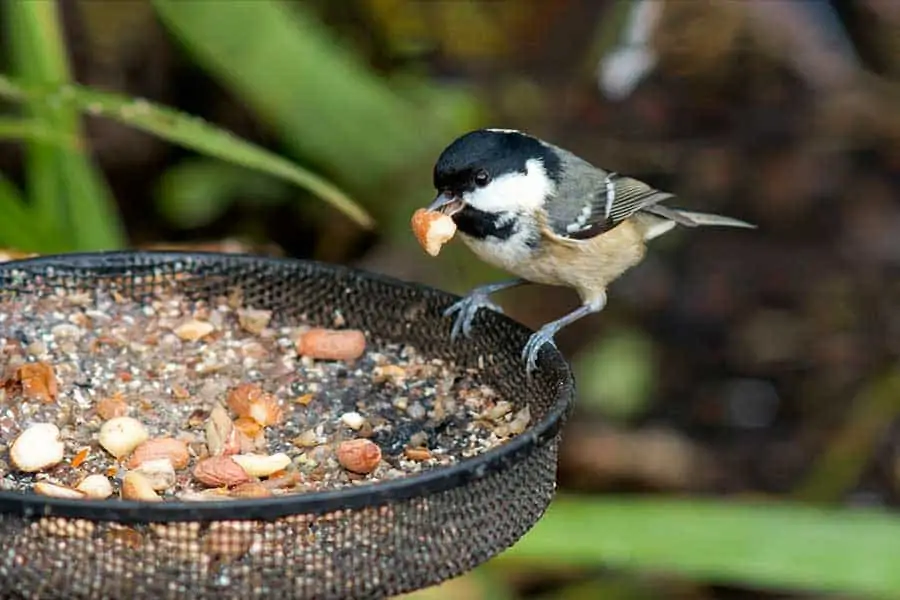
xmin=474 ymin=170 xmax=490 ymax=187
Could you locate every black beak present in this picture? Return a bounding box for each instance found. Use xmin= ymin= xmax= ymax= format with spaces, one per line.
xmin=427 ymin=191 xmax=465 ymax=216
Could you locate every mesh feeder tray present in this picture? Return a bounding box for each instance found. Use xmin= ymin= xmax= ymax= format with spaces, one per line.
xmin=0 ymin=251 xmax=574 ymax=600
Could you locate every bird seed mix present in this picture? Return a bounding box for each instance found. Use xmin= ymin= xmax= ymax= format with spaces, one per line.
xmin=0 ymin=286 xmax=531 ymax=503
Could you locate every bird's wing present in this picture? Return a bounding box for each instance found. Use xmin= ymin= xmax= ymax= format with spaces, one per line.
xmin=547 ymin=173 xmax=678 ymax=241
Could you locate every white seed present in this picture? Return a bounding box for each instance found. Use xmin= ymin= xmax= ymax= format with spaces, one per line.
xmin=76 ymin=474 xmax=113 ymax=499
xmin=133 ymin=458 xmax=177 ymax=491
xmin=340 ymin=411 xmax=366 ymax=430
xmin=484 ymin=400 xmax=513 ymax=421
xmin=406 ymin=402 xmax=426 ymax=420
xmin=178 ymin=490 xmax=233 ymax=502
xmin=99 ymin=416 xmax=149 ymax=459
xmin=34 ymin=481 xmax=85 ymax=499
xmin=231 ymin=452 xmax=291 ymax=477
xmin=174 ymin=319 xmax=214 ymax=342
xmin=121 ymin=471 xmax=161 ymax=501
xmin=26 ymin=341 xmax=46 ymax=356
xmin=51 ymin=323 xmax=84 ymax=340
xmin=292 ymin=429 xmax=319 ymax=448
xmin=508 ymin=406 xmax=532 ymax=435
xmin=205 ymin=402 xmax=235 ymax=456
xmin=10 ymin=423 xmax=65 ymax=472
xmin=237 ymin=308 xmax=272 ymax=335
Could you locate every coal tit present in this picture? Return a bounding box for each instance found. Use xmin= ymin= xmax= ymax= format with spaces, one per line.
xmin=426 ymin=128 xmax=755 ymax=375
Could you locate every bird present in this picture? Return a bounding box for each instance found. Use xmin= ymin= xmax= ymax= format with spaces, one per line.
xmin=425 ymin=128 xmax=755 ymax=375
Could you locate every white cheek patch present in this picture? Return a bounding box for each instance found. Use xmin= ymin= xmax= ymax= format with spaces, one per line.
xmin=485 ymin=128 xmax=522 ymax=135
xmin=463 ymin=158 xmax=554 ymax=214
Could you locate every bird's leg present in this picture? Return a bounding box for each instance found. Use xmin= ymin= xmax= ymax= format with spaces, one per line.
xmin=444 ymin=278 xmax=527 ymax=340
xmin=522 ymin=291 xmax=607 ymax=376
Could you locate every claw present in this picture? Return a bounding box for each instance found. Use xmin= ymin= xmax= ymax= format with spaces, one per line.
xmin=522 ymin=328 xmax=557 ymax=376
xmin=444 ymin=293 xmax=504 ymax=341
xmin=442 ymin=279 xmax=526 ymax=341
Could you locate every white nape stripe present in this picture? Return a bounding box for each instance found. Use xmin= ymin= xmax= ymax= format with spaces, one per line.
xmin=604 ymin=173 xmax=617 ymax=219
xmin=578 ymin=203 xmax=591 ymax=223
xmin=485 ymin=128 xmax=522 ymax=135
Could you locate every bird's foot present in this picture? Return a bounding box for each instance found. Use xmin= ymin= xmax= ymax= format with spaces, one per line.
xmin=519 ymin=293 xmax=607 ymax=377
xmin=443 ymin=292 xmax=505 ymax=340
xmin=522 ymin=327 xmax=558 ymax=376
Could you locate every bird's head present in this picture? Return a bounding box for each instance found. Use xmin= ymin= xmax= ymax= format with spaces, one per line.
xmin=427 ymin=129 xmax=561 ymax=239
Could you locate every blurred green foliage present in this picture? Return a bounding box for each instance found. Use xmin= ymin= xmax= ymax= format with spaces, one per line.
xmin=153 ymin=0 xmax=449 ymax=193
xmin=499 ymin=495 xmax=900 ymax=598
xmin=573 ymin=327 xmax=657 ymax=423
xmin=4 ymin=0 xmax=123 ymax=251
xmin=0 ymin=74 xmax=375 ymax=229
xmin=150 ymin=0 xmax=479 ymax=238
xmin=0 ymin=0 xmax=479 ymax=252
xmin=156 ymin=159 xmax=289 ymax=230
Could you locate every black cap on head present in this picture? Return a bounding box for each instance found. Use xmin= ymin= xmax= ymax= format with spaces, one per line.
xmin=433 ymin=129 xmax=562 ymax=194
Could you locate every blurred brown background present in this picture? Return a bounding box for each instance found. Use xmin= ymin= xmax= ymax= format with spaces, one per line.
xmin=2 ymin=0 xmax=900 ymax=597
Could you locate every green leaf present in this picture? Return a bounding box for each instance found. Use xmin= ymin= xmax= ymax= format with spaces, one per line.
xmin=499 ymin=495 xmax=900 ymax=598
xmin=0 ymin=75 xmax=374 ymax=230
xmin=792 ymin=369 xmax=900 ymax=503
xmin=150 ymin=0 xmax=446 ymax=195
xmin=56 ymin=150 xmax=128 ymax=250
xmin=0 ymin=118 xmax=77 ymax=147
xmin=5 ymin=0 xmax=67 ymax=228
xmin=3 ymin=0 xmax=125 ymax=251
xmin=0 ymin=173 xmax=61 ymax=252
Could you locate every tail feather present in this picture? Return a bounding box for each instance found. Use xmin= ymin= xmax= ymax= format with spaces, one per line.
xmin=674 ymin=209 xmax=756 ymax=229
xmin=639 ymin=208 xmax=756 ymax=241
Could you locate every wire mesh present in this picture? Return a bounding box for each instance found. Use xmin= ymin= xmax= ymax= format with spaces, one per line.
xmin=0 ymin=251 xmax=574 ymax=599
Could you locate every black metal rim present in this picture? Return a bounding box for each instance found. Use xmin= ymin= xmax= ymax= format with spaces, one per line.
xmin=0 ymin=250 xmax=575 ymax=523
